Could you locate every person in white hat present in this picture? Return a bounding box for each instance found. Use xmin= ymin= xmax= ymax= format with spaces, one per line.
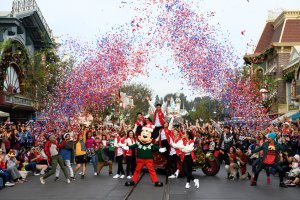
xmin=40 ymin=135 xmax=70 ymax=184
xmin=285 ymin=154 xmax=300 ymax=187
xmin=5 ymin=149 xmax=25 ymax=183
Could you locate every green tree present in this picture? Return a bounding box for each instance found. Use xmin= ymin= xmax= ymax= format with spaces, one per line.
xmin=186 ymin=96 xmax=224 ymax=123
xmin=119 ymin=83 xmax=152 ymax=126
xmin=154 ymin=95 xmax=160 ymax=105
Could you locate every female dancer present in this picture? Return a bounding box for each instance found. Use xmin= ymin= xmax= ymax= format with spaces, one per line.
xmin=176 ymin=131 xmax=199 ymax=189
xmin=73 ymin=134 xmax=87 ymax=179
xmin=113 ymin=131 xmax=126 ymax=179
xmin=125 ymin=130 xmax=136 ymax=179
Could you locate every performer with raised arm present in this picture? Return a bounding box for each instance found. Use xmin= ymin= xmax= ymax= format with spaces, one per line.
xmin=133 ymin=112 xmax=145 ymax=136
xmin=146 ymin=96 xmax=169 ymax=139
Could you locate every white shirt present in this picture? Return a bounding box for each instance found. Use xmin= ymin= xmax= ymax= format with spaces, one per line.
xmin=154 ymin=113 xmax=162 ymax=127
xmin=160 ymin=129 xmax=167 ymax=140
xmin=50 ymin=143 xmax=59 ymax=156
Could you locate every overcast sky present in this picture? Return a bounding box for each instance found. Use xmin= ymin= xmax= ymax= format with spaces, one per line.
xmin=1 ymin=0 xmax=300 ymax=100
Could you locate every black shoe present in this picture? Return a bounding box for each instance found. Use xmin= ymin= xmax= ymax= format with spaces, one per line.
xmin=109 ymin=171 xmax=113 ymax=175
xmin=154 ymin=182 xmax=163 ymax=187
xmin=125 ymin=181 xmax=135 ymax=186
xmin=81 ymin=174 xmax=84 ymax=179
xmin=70 ymin=177 xmax=76 ymax=181
xmin=279 ymin=182 xmax=288 ymax=188
xmin=54 ymin=177 xmax=59 ymax=182
xmin=236 ymin=172 xmax=240 ymax=179
xmin=251 ymin=181 xmax=257 ymax=186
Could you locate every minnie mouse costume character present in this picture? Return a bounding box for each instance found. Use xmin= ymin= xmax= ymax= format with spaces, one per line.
xmin=123 ymin=124 xmax=166 ymax=187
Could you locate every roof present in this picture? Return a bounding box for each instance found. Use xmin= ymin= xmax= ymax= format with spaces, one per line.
xmin=281 ymin=19 xmax=300 ymax=42
xmin=254 ymin=22 xmax=274 ymax=54
xmin=254 ymin=11 xmax=300 ymax=55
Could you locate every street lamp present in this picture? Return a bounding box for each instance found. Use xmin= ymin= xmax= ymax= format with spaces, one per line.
xmin=259 ymin=88 xmax=268 ymax=102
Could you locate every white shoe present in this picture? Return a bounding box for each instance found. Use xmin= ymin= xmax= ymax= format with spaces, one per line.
xmin=5 ymin=182 xmax=15 ymax=187
xmin=120 ymin=175 xmax=125 ymax=179
xmin=67 ymin=179 xmax=71 ymax=184
xmin=185 ymin=182 xmax=190 ymax=189
xmin=94 ymin=172 xmax=97 ymax=176
xmin=127 ymin=176 xmax=132 ymax=179
xmin=174 ymin=170 xmax=179 ymax=178
xmin=40 ymin=170 xmax=45 ymax=175
xmin=34 ymin=172 xmax=40 ymax=176
xmin=168 ymin=174 xmax=176 ymax=179
xmin=40 ymin=177 xmax=45 ymax=184
xmin=113 ymin=174 xmax=120 ymax=179
xmin=194 ymin=179 xmax=199 ymax=188
xmin=79 ymin=172 xmax=82 ymax=175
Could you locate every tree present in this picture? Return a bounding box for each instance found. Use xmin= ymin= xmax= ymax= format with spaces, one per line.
xmin=154 ymin=95 xmax=160 ymax=105
xmin=119 ymin=83 xmax=153 ymax=126
xmin=186 ymin=96 xmax=224 ymax=123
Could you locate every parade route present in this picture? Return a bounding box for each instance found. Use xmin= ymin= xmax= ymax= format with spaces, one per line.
xmin=1 ymin=1 xmax=300 ymax=200
xmin=1 ymin=164 xmax=299 ymax=200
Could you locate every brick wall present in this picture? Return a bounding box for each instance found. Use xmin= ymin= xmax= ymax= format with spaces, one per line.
xmin=276 ymin=53 xmax=290 ymax=104
xmin=278 ymin=53 xmax=290 ymax=67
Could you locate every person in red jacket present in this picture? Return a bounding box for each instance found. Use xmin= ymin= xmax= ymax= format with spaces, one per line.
xmin=43 ymin=138 xmax=52 ymax=165
xmin=133 ymin=112 xmax=145 ymax=136
xmin=175 ymin=131 xmax=199 ymax=189
xmin=146 ymin=96 xmax=169 ymax=139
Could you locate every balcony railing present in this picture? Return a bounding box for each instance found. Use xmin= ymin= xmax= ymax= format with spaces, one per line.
xmin=11 ymin=0 xmax=53 ymax=39
xmin=5 ymin=94 xmax=35 ymax=107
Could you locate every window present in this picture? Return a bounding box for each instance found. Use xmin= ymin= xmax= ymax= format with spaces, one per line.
xmin=3 ymin=65 xmax=20 ymax=94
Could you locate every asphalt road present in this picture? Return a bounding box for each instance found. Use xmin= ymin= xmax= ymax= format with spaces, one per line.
xmin=0 ymin=163 xmax=299 ymax=200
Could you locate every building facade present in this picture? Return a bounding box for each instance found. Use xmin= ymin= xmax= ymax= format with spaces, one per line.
xmin=0 ymin=0 xmax=53 ymax=122
xmin=244 ymin=10 xmax=300 ymax=115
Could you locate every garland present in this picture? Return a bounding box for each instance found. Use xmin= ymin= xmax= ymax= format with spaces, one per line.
xmin=244 ymin=48 xmax=275 ymax=65
xmin=0 ymin=40 xmax=29 ymax=92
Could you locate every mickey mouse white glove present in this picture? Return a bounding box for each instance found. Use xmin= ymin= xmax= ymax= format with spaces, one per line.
xmin=159 ymin=147 xmax=167 ymax=153
xmin=123 ymin=146 xmax=129 ymax=151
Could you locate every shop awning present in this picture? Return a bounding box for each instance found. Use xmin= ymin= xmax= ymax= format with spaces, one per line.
xmin=0 ymin=111 xmax=10 ymax=117
xmin=271 ymin=110 xmax=299 ymax=123
xmin=291 ymin=112 xmax=300 ymax=121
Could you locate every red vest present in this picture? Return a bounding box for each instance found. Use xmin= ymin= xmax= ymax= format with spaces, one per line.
xmin=125 ymin=138 xmax=136 ymax=156
xmin=180 ymin=139 xmax=196 ymax=162
xmin=159 ymin=128 xmax=173 ymax=144
xmin=135 ymin=117 xmax=145 ymax=126
xmin=115 ymin=136 xmax=126 ymax=156
xmin=171 ymin=136 xmax=182 ymax=155
xmin=154 ymin=110 xmax=165 ymax=126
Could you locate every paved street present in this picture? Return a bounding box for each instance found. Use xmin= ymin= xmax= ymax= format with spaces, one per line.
xmin=1 ymin=163 xmax=299 ymax=200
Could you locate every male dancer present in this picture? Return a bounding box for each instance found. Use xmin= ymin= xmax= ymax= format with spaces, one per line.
xmin=133 ymin=112 xmax=145 ymax=136
xmin=146 ymin=96 xmax=169 ymax=139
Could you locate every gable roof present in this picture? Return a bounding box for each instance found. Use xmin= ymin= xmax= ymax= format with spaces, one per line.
xmin=254 ymin=11 xmax=300 ymax=55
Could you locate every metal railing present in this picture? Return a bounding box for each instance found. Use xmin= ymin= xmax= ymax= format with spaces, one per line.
xmin=11 ymin=0 xmax=53 ymax=39
xmin=5 ymin=94 xmax=34 ymax=106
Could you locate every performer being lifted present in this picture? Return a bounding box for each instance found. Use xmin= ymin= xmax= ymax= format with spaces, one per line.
xmin=146 ymin=96 xmax=169 ymax=139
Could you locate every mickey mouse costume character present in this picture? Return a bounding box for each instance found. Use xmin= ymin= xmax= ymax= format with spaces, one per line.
xmin=123 ymin=123 xmax=166 ymax=187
